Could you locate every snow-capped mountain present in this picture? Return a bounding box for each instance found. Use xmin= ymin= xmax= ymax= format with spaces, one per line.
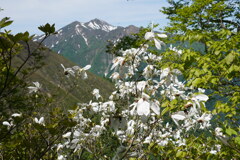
xmin=34 ymin=18 xmax=139 ymax=76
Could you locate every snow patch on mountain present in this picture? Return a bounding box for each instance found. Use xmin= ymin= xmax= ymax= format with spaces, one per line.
xmin=102 ymin=25 xmax=117 ymax=32
xmin=86 ymin=21 xmax=117 ymax=32
xmin=75 ymin=24 xmax=89 ymax=46
xmin=75 ymin=25 xmax=82 ymax=35
xmin=80 ymin=22 xmax=87 ymax=28
xmin=81 ymin=33 xmax=89 ymax=46
xmin=87 ymin=21 xmax=101 ymax=30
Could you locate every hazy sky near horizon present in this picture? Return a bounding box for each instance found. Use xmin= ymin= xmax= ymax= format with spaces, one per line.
xmin=1 ymin=0 xmax=169 ymax=35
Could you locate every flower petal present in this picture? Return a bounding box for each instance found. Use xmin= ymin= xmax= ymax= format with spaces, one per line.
xmin=157 ymin=33 xmax=167 ymax=38
xmin=150 ymin=100 xmax=160 ymax=115
xmin=83 ymin=65 xmax=91 ymax=70
xmin=144 ymin=32 xmax=155 ymax=40
xmin=3 ymin=121 xmax=11 ymax=126
xmin=171 ymin=111 xmax=186 ymax=120
xmin=160 ymin=68 xmax=170 ymax=80
xmin=137 ymin=98 xmax=150 ymax=116
xmin=154 ymin=38 xmax=164 ymax=50
xmin=195 ymin=94 xmax=209 ymax=101
xmin=63 ymin=132 xmax=71 ymax=138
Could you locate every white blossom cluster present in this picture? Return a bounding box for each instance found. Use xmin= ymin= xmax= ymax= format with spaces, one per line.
xmin=2 ymin=113 xmax=22 ymax=129
xmin=56 ymin=30 xmax=217 ymax=159
xmin=61 ymin=64 xmax=91 ymax=79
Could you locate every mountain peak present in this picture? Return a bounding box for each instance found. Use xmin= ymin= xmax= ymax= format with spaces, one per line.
xmin=90 ymin=18 xmax=108 ymax=24
xmin=85 ymin=18 xmax=118 ymax=32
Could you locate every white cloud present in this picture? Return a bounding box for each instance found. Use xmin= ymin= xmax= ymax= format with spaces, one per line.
xmin=1 ymin=0 xmax=169 ymax=34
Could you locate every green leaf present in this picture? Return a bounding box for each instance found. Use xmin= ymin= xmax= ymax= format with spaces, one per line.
xmin=38 ymin=23 xmax=56 ymax=35
xmin=226 ymin=128 xmax=237 ymax=136
xmin=224 ymin=53 xmax=235 ymax=65
xmin=192 ymin=78 xmax=202 ymax=86
xmin=161 ymin=107 xmax=169 ymax=116
xmin=0 ymin=17 xmax=13 ymax=29
xmin=176 ymin=151 xmax=186 ymax=158
xmin=234 ymin=137 xmax=240 ymax=145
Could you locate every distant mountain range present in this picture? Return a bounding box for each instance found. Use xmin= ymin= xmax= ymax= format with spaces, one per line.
xmin=34 ymin=18 xmax=139 ymax=76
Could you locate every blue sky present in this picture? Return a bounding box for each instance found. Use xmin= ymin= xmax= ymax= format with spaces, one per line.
xmin=1 ymin=0 xmax=169 ymax=35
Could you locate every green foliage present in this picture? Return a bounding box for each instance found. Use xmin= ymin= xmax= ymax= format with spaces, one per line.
xmin=159 ymin=0 xmax=240 ymax=158
xmin=0 ymin=17 xmax=75 ymax=159
xmin=38 ymin=23 xmax=56 ymax=36
xmin=0 ymin=17 xmax=13 ymax=29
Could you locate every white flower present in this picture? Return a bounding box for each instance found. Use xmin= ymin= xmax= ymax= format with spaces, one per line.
xmin=136 ymin=98 xmax=150 ymax=116
xmin=57 ymin=144 xmax=64 ymax=151
xmin=28 ymin=82 xmax=41 ymax=93
xmin=150 ymin=100 xmax=160 ymax=115
xmin=3 ymin=121 xmax=12 ymax=127
xmin=144 ymin=31 xmax=155 ymax=40
xmin=111 ymin=57 xmax=125 ymax=70
xmin=169 ymin=44 xmax=183 ymax=55
xmin=126 ymin=120 xmax=135 ymax=135
xmin=160 ymin=68 xmax=170 ymax=80
xmin=92 ymin=89 xmax=101 ymax=100
xmin=73 ymin=65 xmax=91 ymax=79
xmin=171 ymin=111 xmax=186 ymax=120
xmin=90 ymin=101 xmax=100 ymax=112
xmin=145 ymin=31 xmax=167 ymax=50
xmin=215 ymin=127 xmax=223 ymax=137
xmin=63 ymin=132 xmax=72 ymax=138
xmin=61 ymin=64 xmax=75 ymax=77
xmin=73 ymin=130 xmax=81 ymax=137
xmin=176 ymin=138 xmax=186 ymax=146
xmin=157 ymin=33 xmax=168 ymax=38
xmin=104 ymin=101 xmax=116 ymax=112
xmin=197 ymin=113 xmax=211 ymax=122
xmin=171 ymin=111 xmax=187 ymax=126
xmin=110 ymin=72 xmax=120 ymax=80
xmin=34 ymin=117 xmax=45 ymax=126
xmin=197 ymin=113 xmax=212 ymax=129
xmin=198 ymin=88 xmax=205 ymax=93
xmin=144 ymin=53 xmax=161 ymax=61
xmin=11 ymin=113 xmax=22 ymax=117
xmin=210 ymin=150 xmax=217 ymax=154
xmin=136 ymin=81 xmax=147 ymax=91
xmin=144 ymin=135 xmax=152 ymax=143
xmin=143 ymin=65 xmax=155 ymax=79
xmin=193 ymin=94 xmax=209 ymax=102
xmin=58 ymin=155 xmax=66 ymax=160
xmin=158 ymin=139 xmax=169 ymax=146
